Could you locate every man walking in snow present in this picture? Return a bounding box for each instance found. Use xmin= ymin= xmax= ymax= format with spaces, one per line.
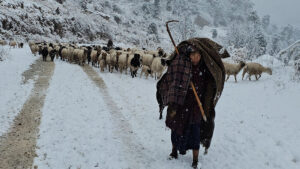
xmin=156 ymin=38 xmax=229 ymax=168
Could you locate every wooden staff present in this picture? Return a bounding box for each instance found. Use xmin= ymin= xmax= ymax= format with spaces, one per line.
xmin=166 ymin=20 xmax=207 ymax=122
xmin=190 ymin=82 xmax=207 ymax=122
xmin=166 ymin=20 xmax=179 ymax=54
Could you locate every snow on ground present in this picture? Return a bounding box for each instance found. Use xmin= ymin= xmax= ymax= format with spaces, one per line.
xmin=96 ymin=69 xmax=199 ymax=168
xmin=1 ymin=46 xmax=299 ymax=169
xmin=0 ymin=45 xmax=38 ymax=136
xmin=95 ymin=65 xmax=300 ymax=169
xmin=210 ymin=66 xmax=300 ymax=169
xmin=33 ymin=61 xmax=131 ymax=169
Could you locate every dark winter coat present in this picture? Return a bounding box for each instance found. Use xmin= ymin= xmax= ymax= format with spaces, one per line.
xmin=156 ymin=38 xmax=229 ymax=149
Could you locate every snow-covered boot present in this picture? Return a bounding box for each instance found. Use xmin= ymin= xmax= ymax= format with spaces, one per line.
xmin=192 ymin=160 xmax=198 ymax=169
xmin=168 ymin=147 xmax=178 ymax=160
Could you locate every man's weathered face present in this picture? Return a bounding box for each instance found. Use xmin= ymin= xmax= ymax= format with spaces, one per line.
xmin=190 ymin=52 xmax=201 ymax=65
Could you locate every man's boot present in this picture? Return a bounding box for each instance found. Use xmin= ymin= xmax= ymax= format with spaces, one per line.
xmin=169 ymin=147 xmax=178 ymax=159
xmin=192 ymin=149 xmax=199 ymax=168
xmin=192 ymin=159 xmax=198 ymax=169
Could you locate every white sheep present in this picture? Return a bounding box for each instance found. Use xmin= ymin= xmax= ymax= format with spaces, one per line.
xmin=99 ymin=51 xmax=108 ymax=72
xmin=61 ymin=48 xmax=69 ymax=61
xmin=144 ymin=47 xmax=166 ymax=58
xmin=105 ymin=52 xmax=115 ymax=73
xmin=145 ymin=50 xmax=158 ymax=57
xmin=62 ymin=47 xmax=74 ymax=62
xmin=28 ymin=41 xmax=35 ymax=47
xmin=141 ymin=53 xmax=155 ymax=67
xmin=108 ymin=49 xmax=121 ymax=72
xmin=140 ymin=65 xmax=151 ymax=79
xmin=223 ymin=61 xmax=246 ymax=82
xmin=73 ymin=48 xmax=86 ymax=66
xmin=54 ymin=45 xmax=61 ymax=59
xmin=30 ymin=44 xmax=39 ymax=55
xmin=242 ymin=62 xmax=272 ymax=81
xmin=91 ymin=49 xmax=100 ymax=67
xmin=47 ymin=46 xmax=53 ymax=54
xmin=150 ymin=57 xmax=167 ymax=80
xmin=9 ymin=41 xmax=17 ymax=48
xmin=118 ymin=52 xmax=129 ymax=74
xmin=0 ymin=40 xmax=7 ymax=46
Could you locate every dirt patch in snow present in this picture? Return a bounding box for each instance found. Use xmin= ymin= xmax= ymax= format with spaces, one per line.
xmin=0 ymin=59 xmax=55 ymax=169
xmin=82 ymin=65 xmax=152 ymax=168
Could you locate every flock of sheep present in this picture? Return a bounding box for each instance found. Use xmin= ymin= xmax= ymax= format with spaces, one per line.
xmin=28 ymin=41 xmax=169 ymax=79
xmin=1 ymin=39 xmax=273 ymax=82
xmin=0 ymin=40 xmax=24 ymax=48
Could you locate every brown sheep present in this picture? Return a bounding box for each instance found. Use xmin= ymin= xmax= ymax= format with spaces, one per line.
xmin=140 ymin=65 xmax=151 ymax=79
xmin=91 ymin=49 xmax=101 ymax=67
xmin=242 ymin=62 xmax=272 ymax=81
xmin=99 ymin=52 xmax=108 ymax=72
xmin=9 ymin=41 xmax=17 ymax=48
xmin=0 ymin=40 xmax=7 ymax=46
xmin=118 ymin=52 xmax=129 ymax=74
xmin=73 ymin=49 xmax=86 ymax=66
xmin=30 ymin=44 xmax=39 ymax=55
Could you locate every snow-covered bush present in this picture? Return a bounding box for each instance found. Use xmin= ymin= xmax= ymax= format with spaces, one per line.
xmin=1 ymin=0 xmax=300 ymax=54
xmin=0 ymin=46 xmax=9 ymax=61
xmin=227 ymin=46 xmax=248 ymax=62
xmin=55 ymin=0 xmax=66 ymax=4
xmin=294 ymin=59 xmax=300 ymax=80
xmin=278 ymin=40 xmax=300 ymax=65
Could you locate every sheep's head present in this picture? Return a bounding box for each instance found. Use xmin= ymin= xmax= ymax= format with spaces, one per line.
xmin=158 ymin=48 xmax=164 ymax=57
xmin=147 ymin=69 xmax=152 ymax=74
xmin=102 ymin=52 xmax=107 ymax=59
xmin=95 ymin=46 xmax=102 ymax=53
xmin=239 ymin=61 xmax=246 ymax=68
xmin=134 ymin=53 xmax=140 ymax=59
xmin=161 ymin=58 xmax=167 ymax=66
xmin=266 ymin=67 xmax=272 ymax=75
xmin=116 ymin=51 xmax=122 ymax=56
xmin=83 ymin=49 xmax=89 ymax=56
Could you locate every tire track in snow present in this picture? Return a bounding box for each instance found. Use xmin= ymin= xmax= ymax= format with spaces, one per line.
xmin=82 ymin=65 xmax=153 ymax=168
xmin=0 ymin=59 xmax=55 ymax=169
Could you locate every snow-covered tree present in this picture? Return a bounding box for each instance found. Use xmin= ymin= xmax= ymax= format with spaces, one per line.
xmin=262 ymin=15 xmax=270 ymax=30
xmin=268 ymin=34 xmax=281 ymax=55
xmin=212 ymin=29 xmax=218 ymax=39
xmin=153 ymin=0 xmax=160 ymax=19
xmin=226 ymin=23 xmax=247 ymax=48
xmin=294 ymin=59 xmax=300 ymax=80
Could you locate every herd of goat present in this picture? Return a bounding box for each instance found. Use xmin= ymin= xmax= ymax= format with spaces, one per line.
xmin=0 ymin=39 xmax=272 ymax=81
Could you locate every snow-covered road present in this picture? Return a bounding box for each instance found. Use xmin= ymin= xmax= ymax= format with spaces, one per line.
xmin=0 ymin=46 xmax=37 ymax=136
xmin=0 ymin=47 xmax=299 ymax=169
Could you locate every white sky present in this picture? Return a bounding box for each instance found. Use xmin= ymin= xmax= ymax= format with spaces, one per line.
xmin=251 ymin=0 xmax=300 ymax=28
